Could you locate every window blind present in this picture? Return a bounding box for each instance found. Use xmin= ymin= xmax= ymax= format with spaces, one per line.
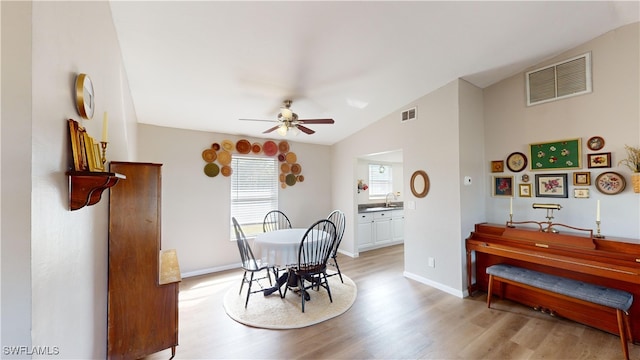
xmin=369 ymin=164 xmax=393 ymax=198
xmin=230 ymin=156 xmax=278 ymax=238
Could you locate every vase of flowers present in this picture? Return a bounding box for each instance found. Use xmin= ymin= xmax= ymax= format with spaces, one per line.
xmin=618 ymin=145 xmax=640 ymax=193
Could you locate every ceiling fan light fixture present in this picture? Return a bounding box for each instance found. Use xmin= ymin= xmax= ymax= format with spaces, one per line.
xmin=277 ymin=125 xmax=288 ymax=136
xmin=281 ymin=108 xmax=293 ymax=120
xmin=290 ymin=126 xmax=300 ymax=136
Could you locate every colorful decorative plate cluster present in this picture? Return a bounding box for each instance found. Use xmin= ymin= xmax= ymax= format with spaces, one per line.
xmin=201 ymin=139 xmax=304 ymax=187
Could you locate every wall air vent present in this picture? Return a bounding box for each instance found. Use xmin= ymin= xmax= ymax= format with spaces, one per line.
xmin=401 ymin=107 xmax=417 ymax=123
xmin=526 ymin=52 xmax=592 ymax=106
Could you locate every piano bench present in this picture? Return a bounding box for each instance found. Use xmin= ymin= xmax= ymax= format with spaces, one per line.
xmin=486 ymin=264 xmax=634 ymax=360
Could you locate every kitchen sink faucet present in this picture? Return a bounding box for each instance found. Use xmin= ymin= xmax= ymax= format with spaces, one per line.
xmin=385 ymin=192 xmax=397 ymax=207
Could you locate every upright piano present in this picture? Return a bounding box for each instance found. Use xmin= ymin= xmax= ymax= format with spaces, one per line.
xmin=466 ymin=222 xmax=640 ymax=342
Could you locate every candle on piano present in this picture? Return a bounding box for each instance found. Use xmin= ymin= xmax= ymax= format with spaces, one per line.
xmin=102 ymin=111 xmax=108 ymax=142
xmin=509 ymin=197 xmax=513 ymax=215
xmin=596 ymin=200 xmax=600 ymax=222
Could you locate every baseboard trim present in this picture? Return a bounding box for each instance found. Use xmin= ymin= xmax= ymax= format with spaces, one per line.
xmin=182 ymin=263 xmax=240 ymax=279
xmin=403 ymin=271 xmax=466 ymax=298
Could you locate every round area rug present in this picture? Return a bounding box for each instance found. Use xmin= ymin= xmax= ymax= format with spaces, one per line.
xmin=223 ymin=272 xmax=357 ymax=329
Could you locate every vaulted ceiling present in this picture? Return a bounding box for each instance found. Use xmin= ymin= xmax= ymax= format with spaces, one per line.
xmin=109 ymin=1 xmax=639 ymax=145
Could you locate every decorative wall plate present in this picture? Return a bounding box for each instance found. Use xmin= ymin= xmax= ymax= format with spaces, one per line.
xmin=595 ymin=171 xmax=626 ymax=195
xmin=236 ymin=139 xmax=251 ymax=154
xmin=506 ymin=152 xmax=528 ymax=172
xmin=263 ymin=141 xmax=278 ymax=156
xmin=587 ymin=136 xmax=605 ymax=151
xmin=204 ymin=163 xmax=219 ymax=177
xmin=202 ymin=149 xmax=216 ymax=163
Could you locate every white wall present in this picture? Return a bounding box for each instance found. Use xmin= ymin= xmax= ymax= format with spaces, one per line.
xmin=457 ymin=79 xmax=486 ymax=290
xmin=1 ymin=1 xmax=33 ymax=353
xmin=2 ymin=2 xmax=138 ymax=358
xmin=484 ymin=22 xmax=640 ymax=240
xmin=332 ymin=79 xmax=471 ymax=296
xmin=137 ymin=124 xmax=333 ymax=275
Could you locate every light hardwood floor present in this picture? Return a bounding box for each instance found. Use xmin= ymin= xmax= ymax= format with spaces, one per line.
xmin=146 ymin=244 xmax=637 ymax=359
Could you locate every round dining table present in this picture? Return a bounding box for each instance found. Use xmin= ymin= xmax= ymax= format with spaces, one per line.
xmin=253 ymin=228 xmax=308 ymax=268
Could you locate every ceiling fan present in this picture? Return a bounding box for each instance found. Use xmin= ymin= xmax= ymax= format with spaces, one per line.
xmin=240 ymin=100 xmax=334 ymax=136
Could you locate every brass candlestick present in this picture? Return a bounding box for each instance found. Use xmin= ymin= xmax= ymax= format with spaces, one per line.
xmin=507 ymin=214 xmax=515 ymax=227
xmin=594 ymin=220 xmax=605 ymax=238
xmin=100 ymin=141 xmax=108 ymax=165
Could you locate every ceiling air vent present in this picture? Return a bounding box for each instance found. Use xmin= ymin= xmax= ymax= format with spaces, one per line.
xmin=526 ymin=52 xmax=592 ymax=106
xmin=401 ymin=107 xmax=417 ymax=123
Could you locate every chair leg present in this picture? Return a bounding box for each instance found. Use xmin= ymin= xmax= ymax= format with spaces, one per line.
xmin=487 ymin=274 xmax=494 ymax=308
xmin=239 ymin=271 xmax=247 ymax=295
xmin=299 ymin=276 xmax=306 ymax=313
xmin=324 ymin=272 xmax=333 ymax=303
xmin=245 ymin=272 xmax=255 ymax=308
xmin=616 ymin=309 xmax=630 ymax=360
xmin=333 ymin=257 xmax=344 ymax=283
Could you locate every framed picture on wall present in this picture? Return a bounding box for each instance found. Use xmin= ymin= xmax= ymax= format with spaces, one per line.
xmin=587 ymin=152 xmax=612 ymax=168
xmin=518 ymin=183 xmax=532 ymax=197
xmin=492 ymin=176 xmax=514 ymax=197
xmin=573 ymin=171 xmax=591 ymax=185
xmin=491 ymin=160 xmax=504 ymax=173
xmin=574 ymin=188 xmax=590 ymax=198
xmin=535 ymin=173 xmax=569 ymax=198
xmin=529 ymin=138 xmax=581 ymax=170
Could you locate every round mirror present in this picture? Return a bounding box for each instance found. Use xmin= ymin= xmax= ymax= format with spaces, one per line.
xmin=410 ymin=170 xmax=430 ymax=198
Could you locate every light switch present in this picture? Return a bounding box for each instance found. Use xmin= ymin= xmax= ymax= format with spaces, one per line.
xmin=464 ymin=176 xmax=472 ymax=186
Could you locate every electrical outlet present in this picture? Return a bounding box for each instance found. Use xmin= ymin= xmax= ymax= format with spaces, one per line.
xmin=428 ymin=257 xmax=435 ymax=268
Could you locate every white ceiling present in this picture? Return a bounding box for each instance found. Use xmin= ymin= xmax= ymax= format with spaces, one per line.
xmin=109 ymin=1 xmax=639 ymax=146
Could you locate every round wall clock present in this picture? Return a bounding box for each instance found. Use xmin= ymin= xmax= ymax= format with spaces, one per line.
xmin=595 ymin=171 xmax=626 ymax=195
xmin=587 ymin=136 xmax=605 ymax=151
xmin=75 ymin=73 xmax=95 ymax=120
xmin=506 ymin=152 xmax=528 ymax=172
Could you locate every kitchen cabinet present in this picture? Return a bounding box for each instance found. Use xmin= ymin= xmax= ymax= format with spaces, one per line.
xmin=357 ymin=213 xmax=374 ymax=248
xmin=358 ymin=209 xmax=404 ymax=251
xmin=373 ymin=211 xmax=392 ymax=245
xmin=392 ymin=210 xmax=404 ymax=242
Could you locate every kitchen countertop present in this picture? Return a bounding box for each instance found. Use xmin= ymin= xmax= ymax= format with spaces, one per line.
xmin=359 ymin=206 xmax=403 ymax=213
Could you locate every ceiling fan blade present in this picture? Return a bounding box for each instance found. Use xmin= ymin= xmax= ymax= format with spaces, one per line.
xmin=239 ymin=118 xmax=278 ymax=123
xmin=296 ymin=125 xmax=315 ymax=135
xmin=297 ymin=118 xmax=334 ymax=124
xmin=263 ymin=125 xmax=280 ymax=134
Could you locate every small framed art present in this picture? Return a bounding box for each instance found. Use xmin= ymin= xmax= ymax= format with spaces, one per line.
xmin=492 ymin=176 xmax=514 ymax=197
xmin=535 ymin=173 xmax=568 ymax=198
xmin=573 ymin=171 xmax=591 ymax=186
xmin=519 ymin=183 xmax=532 ymax=197
xmin=506 ymin=152 xmax=528 ymax=172
xmin=587 ymin=152 xmax=611 ymax=168
xmin=587 ymin=136 xmax=605 ymax=151
xmin=491 ymin=160 xmax=504 ymax=173
xmin=573 ymin=188 xmax=590 ymax=198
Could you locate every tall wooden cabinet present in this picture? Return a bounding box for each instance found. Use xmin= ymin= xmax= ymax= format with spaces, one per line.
xmin=108 ymin=162 xmax=179 ymax=359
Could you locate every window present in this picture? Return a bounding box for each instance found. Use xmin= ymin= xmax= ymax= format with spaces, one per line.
xmin=368 ymin=164 xmax=393 ymax=199
xmin=230 ymin=156 xmax=278 ymax=238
